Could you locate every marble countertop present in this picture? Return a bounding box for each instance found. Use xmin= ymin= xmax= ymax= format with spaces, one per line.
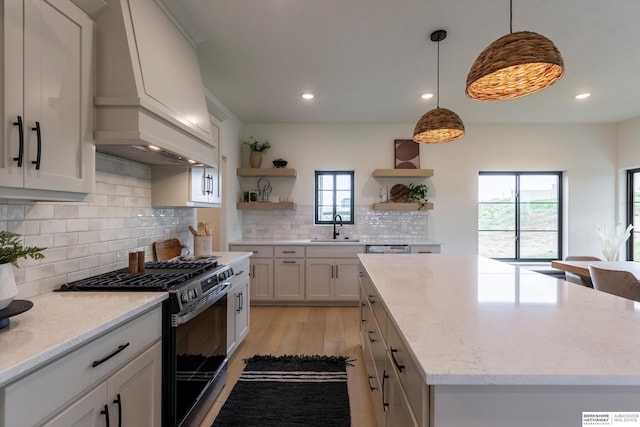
xmin=0 ymin=292 xmax=166 ymax=387
xmin=359 ymin=253 xmax=640 ymax=386
xmin=0 ymin=251 xmax=251 ymax=388
xmin=229 ymin=239 xmax=442 ymax=246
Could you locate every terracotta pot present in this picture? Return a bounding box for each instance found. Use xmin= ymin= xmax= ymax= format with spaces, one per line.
xmin=249 ymin=151 xmax=263 ymax=168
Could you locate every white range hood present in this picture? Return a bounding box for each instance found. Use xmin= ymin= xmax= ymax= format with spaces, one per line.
xmin=93 ymin=0 xmax=216 ymax=167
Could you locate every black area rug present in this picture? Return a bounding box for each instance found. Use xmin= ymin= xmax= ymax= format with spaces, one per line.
xmin=212 ymin=355 xmax=352 ymax=427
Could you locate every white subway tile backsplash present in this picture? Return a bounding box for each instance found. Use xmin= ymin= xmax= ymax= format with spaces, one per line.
xmin=4 ymin=154 xmax=195 ymax=299
xmin=240 ymin=204 xmax=430 ymax=241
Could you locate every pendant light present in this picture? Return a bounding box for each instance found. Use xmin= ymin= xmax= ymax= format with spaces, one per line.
xmin=466 ymin=0 xmax=564 ymax=101
xmin=413 ymin=30 xmax=465 ymax=144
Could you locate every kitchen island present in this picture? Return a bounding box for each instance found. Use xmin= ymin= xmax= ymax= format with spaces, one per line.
xmin=359 ymin=254 xmax=640 ymax=427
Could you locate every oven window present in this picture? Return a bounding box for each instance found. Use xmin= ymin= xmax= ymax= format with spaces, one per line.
xmin=174 ymin=295 xmax=227 ymax=422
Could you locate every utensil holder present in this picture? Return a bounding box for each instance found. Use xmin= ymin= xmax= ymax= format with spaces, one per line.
xmin=194 ymin=236 xmax=213 ymax=257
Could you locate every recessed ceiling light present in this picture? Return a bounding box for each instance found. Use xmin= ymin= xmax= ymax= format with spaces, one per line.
xmin=302 ymin=93 xmax=314 ymax=100
xmin=420 ymin=93 xmax=434 ymax=100
xmin=575 ymin=93 xmax=591 ymax=100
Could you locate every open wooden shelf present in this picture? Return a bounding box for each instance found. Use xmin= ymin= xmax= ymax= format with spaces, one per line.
xmin=372 ymin=202 xmax=433 ymax=211
xmin=237 ymin=202 xmax=295 ymax=210
xmin=372 ymin=169 xmax=434 ymax=178
xmin=237 ymin=168 xmax=297 ymax=177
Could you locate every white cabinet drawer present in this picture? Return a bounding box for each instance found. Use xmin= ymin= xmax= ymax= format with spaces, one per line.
xmin=387 ymin=318 xmax=427 ymax=426
xmin=230 ymin=245 xmax=274 ymax=258
xmin=230 ymin=258 xmax=250 ymax=286
xmin=275 ymin=246 xmax=305 ymax=258
xmin=410 ymin=245 xmax=441 ymax=254
xmin=2 ymin=306 xmax=162 ymax=427
xmin=306 ymin=245 xmax=364 ymax=258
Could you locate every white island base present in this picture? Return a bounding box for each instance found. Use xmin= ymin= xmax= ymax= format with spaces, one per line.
xmin=431 ymin=385 xmax=640 ymax=426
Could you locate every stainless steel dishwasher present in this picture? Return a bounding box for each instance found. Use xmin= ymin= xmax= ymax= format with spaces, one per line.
xmin=365 ymin=245 xmax=410 ymax=254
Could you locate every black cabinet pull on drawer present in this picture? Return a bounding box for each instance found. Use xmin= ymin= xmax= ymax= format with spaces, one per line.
xmin=92 ymin=342 xmax=130 ymax=368
xmin=390 ymin=347 xmax=405 ymax=372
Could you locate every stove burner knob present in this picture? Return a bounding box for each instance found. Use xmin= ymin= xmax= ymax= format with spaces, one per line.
xmin=181 ymin=292 xmax=189 ymax=303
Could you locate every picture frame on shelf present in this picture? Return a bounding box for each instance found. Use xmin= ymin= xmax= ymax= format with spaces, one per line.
xmin=394 ymin=139 xmax=420 ymax=169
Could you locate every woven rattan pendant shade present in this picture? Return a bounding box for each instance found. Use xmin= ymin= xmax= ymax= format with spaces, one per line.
xmin=413 ymin=30 xmax=464 ymax=144
xmin=413 ymin=108 xmax=465 ymax=143
xmin=466 ymin=24 xmax=564 ymax=101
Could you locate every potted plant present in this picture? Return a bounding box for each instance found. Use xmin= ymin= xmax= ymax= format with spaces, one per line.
xmin=243 ymin=137 xmax=271 ymax=168
xmin=0 ymin=231 xmax=46 ymax=309
xmin=407 ymin=183 xmax=429 ymax=209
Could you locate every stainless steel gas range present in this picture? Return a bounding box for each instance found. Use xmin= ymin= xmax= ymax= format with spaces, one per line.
xmin=59 ymin=259 xmax=233 ymax=427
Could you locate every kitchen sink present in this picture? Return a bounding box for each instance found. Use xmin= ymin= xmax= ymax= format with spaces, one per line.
xmin=309 ymin=238 xmax=360 ymax=243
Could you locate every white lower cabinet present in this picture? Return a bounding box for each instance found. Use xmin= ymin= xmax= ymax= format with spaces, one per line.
xmin=227 ymin=259 xmax=250 ymax=356
xmin=229 ymin=243 xmax=364 ymax=304
xmin=274 ymin=258 xmax=305 ymax=300
xmin=43 ymin=341 xmax=162 ymax=427
xmin=1 ymin=306 xmax=162 ymax=427
xmin=229 ymin=245 xmax=274 ymax=302
xmin=305 ymin=258 xmax=360 ymax=302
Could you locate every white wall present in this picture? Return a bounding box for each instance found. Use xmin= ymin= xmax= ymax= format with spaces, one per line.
xmin=241 ymin=122 xmax=617 ymax=256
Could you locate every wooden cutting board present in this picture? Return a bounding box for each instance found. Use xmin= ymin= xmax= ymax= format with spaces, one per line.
xmin=153 ymin=239 xmax=182 ymax=261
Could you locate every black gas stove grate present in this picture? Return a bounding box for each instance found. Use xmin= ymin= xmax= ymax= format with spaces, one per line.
xmin=58 ymin=260 xmax=219 ymax=291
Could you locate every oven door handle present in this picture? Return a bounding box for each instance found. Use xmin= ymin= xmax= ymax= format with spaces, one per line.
xmin=173 ymin=282 xmax=230 ymax=326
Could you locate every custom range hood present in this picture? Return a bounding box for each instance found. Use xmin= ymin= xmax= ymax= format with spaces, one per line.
xmin=93 ymin=0 xmax=216 ymax=167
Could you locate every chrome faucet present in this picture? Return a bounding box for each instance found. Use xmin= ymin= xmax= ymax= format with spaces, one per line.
xmin=333 ymin=214 xmax=343 ymax=239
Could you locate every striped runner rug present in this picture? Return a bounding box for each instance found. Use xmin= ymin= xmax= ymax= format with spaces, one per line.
xmin=212 ymin=355 xmax=351 ymax=426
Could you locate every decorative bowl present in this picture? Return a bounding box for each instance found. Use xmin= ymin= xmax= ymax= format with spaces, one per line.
xmin=273 ymin=160 xmax=288 ymax=168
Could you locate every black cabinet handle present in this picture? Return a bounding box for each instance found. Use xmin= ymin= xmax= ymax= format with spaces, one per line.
xmin=360 ymin=302 xmax=366 ymax=323
xmin=367 ymin=375 xmax=377 ymax=391
xmin=335 ymin=265 xmax=339 ymax=278
xmin=31 ymin=121 xmax=41 ymax=170
xmin=236 ymin=292 xmax=241 ymax=312
xmin=282 ymin=250 xmax=297 ymax=254
xmin=282 ymin=260 xmax=296 ymax=264
xmin=92 ymin=343 xmax=130 ymax=368
xmin=390 ymin=347 xmax=405 ymax=373
xmin=240 ymin=291 xmax=244 ymax=311
xmin=367 ymin=330 xmax=376 ymax=343
xmin=367 ymin=294 xmax=376 ymax=304
xmin=234 ymin=270 xmax=244 ymax=276
xmin=112 ymin=394 xmax=122 ymax=427
xmin=100 ymin=404 xmax=110 ymax=427
xmin=382 ymin=370 xmax=389 ymax=410
xmin=12 ymin=116 xmax=23 ymax=167
xmin=330 ymin=265 xmax=334 ymax=279
xmin=251 ymin=264 xmax=256 ymax=278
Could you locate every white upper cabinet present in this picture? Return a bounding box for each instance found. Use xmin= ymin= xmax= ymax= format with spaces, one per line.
xmin=94 ymin=0 xmax=216 ymax=166
xmin=0 ymin=0 xmax=95 ymax=200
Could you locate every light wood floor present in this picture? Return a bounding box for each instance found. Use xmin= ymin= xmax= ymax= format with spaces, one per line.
xmin=198 ymin=306 xmax=377 ymax=427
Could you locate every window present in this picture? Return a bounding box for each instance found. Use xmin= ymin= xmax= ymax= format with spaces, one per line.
xmin=627 ymin=168 xmax=640 ymax=260
xmin=315 ymin=171 xmax=354 ymax=224
xmin=478 ymin=172 xmax=562 ymax=261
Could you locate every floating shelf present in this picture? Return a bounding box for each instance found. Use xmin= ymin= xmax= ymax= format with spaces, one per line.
xmin=237 ymin=202 xmax=295 ymax=210
xmin=237 ymin=168 xmax=297 ymax=177
xmin=372 ymin=169 xmax=434 ymax=178
xmin=372 ymin=202 xmax=433 ymax=211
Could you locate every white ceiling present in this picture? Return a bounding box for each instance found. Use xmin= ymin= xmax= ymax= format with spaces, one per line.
xmin=162 ymin=0 xmax=640 ymax=125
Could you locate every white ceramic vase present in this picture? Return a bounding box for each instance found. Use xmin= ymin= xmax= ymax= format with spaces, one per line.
xmin=0 ymin=263 xmax=18 ymax=310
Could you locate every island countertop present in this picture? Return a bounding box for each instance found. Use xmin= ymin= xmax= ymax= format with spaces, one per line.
xmin=359 ymin=253 xmax=640 ymax=386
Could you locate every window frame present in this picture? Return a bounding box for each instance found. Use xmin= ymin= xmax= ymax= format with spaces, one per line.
xmin=314 ymin=171 xmax=355 ymax=225
xmin=626 ymin=168 xmax=640 ymax=261
xmin=478 ymin=171 xmax=563 ymax=262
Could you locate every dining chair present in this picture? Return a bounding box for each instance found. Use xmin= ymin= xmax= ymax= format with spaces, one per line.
xmin=588 ymin=265 xmax=640 ymax=302
xmin=564 ymin=256 xmax=601 ymax=288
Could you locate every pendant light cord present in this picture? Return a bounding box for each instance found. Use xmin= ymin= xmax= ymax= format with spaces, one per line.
xmin=509 ymin=0 xmax=513 ymax=33
xmin=436 ymin=39 xmax=440 ymax=108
